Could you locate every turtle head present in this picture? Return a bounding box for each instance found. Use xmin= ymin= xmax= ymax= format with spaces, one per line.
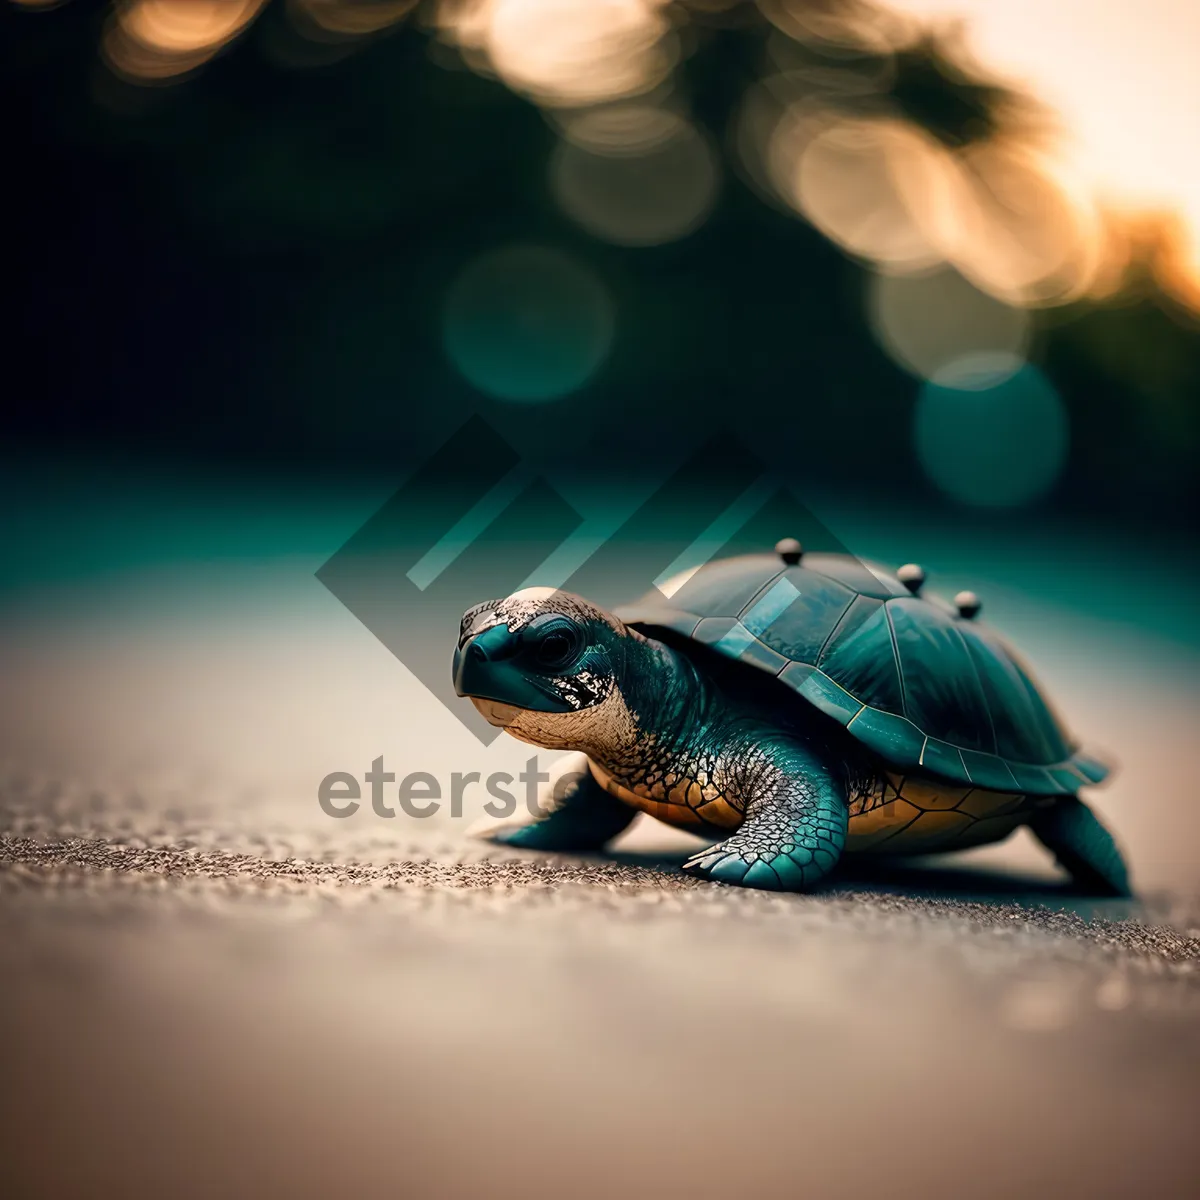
xmin=452 ymin=588 xmax=638 ymax=750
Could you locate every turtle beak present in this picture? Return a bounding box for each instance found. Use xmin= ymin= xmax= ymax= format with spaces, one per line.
xmin=453 ymin=622 xmax=518 ymax=700
xmin=452 ymin=621 xmax=576 ymax=713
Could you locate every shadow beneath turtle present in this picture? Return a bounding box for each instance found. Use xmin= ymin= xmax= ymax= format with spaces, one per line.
xmin=829 ymin=856 xmax=1140 ymax=919
xmin=601 ymin=845 xmax=1139 ymax=920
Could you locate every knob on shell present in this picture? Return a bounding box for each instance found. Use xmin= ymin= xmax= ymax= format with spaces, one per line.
xmin=897 ymin=563 xmax=926 ymax=594
xmin=954 ymin=590 xmax=982 ymax=619
xmin=775 ymin=538 xmax=803 ymax=565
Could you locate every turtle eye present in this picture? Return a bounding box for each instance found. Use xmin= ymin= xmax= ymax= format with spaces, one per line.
xmin=526 ymin=616 xmax=584 ymax=671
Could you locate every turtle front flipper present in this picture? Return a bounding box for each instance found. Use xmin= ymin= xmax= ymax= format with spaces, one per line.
xmin=472 ymin=762 xmax=637 ymax=852
xmin=683 ymin=738 xmax=849 ymax=892
xmin=1027 ymin=797 xmax=1132 ymax=896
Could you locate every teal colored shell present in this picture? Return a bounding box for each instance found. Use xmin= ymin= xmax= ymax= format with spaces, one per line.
xmin=615 ymin=552 xmax=1108 ymax=797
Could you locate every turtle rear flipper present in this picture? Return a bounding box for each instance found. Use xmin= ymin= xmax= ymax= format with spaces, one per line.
xmin=1028 ymin=797 xmax=1132 ymax=897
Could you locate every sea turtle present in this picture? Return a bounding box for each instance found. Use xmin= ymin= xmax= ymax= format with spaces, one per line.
xmin=451 ymin=541 xmax=1130 ymax=894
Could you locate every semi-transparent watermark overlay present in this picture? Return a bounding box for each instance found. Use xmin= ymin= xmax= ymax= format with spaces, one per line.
xmin=317 ymin=757 xmax=584 ymax=820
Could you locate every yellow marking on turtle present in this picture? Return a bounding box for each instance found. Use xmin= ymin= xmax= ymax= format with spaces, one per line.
xmin=847 ymin=774 xmax=900 ymax=819
xmin=886 ymin=772 xmax=971 ymax=811
xmin=957 ymin=789 xmax=1025 ymax=819
xmin=643 ymin=799 xmax=708 ymax=829
xmin=692 ymin=796 xmax=743 ymax=828
xmin=948 ymin=813 xmax=1024 ymax=851
xmin=590 ymin=757 xmax=1039 ymax=850
xmin=848 ymin=777 xmax=1035 ymax=854
xmin=881 ymin=809 xmax=976 ymax=853
xmin=588 ymin=760 xmax=742 ymax=831
xmin=846 ymin=798 xmax=924 ymax=851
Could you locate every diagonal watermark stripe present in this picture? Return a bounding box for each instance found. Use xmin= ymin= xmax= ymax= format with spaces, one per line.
xmin=406 ymin=464 xmax=536 ymax=591
xmin=714 ymin=578 xmax=803 ymax=656
xmin=653 ymin=474 xmax=781 ymax=598
xmin=318 ymin=415 xmax=862 ymax=742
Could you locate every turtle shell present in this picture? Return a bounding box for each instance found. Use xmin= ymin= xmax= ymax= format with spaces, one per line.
xmin=614 ymin=551 xmax=1109 ymax=797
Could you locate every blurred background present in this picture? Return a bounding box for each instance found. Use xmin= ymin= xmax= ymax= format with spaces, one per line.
xmin=3 ymin=0 xmax=1199 ymax=514
xmin=2 ymin=6 xmax=1199 ymax=1197
xmin=3 ymin=0 xmax=1199 ymax=857
xmin=2 ymin=0 xmax=1200 ymax=873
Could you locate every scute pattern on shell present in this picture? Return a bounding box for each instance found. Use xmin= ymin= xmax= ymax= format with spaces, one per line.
xmin=615 ymin=551 xmax=1110 ymax=797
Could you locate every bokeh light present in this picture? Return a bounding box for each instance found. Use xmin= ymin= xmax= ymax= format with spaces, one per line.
xmin=736 ymin=70 xmax=885 ymax=217
xmin=948 ymin=143 xmax=1102 ymax=306
xmin=58 ymin=0 xmax=1200 ymax=310
xmin=442 ymin=245 xmax=616 ymax=402
xmin=288 ymin=0 xmax=415 ymax=39
xmin=104 ymin=0 xmax=266 ymax=83
xmin=438 ymin=0 xmax=677 ymax=108
xmin=1152 ymin=215 xmax=1200 ymax=312
xmin=760 ymin=0 xmax=916 ymax=54
xmin=889 ymin=0 xmax=1200 ymax=307
xmin=766 ymin=102 xmax=1108 ymax=307
xmin=10 ymin=0 xmax=1199 ymax=532
xmin=779 ymin=114 xmax=961 ymax=272
xmin=549 ymin=107 xmax=719 ymax=246
xmin=742 ymin=22 xmax=1136 ymax=313
xmin=16 ymin=0 xmax=1200 ymax=309
xmin=867 ymin=266 xmax=1030 ymax=383
xmin=914 ymin=360 xmax=1068 ymax=507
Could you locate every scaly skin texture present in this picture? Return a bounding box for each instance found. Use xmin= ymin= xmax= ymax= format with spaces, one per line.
xmin=465 ymin=605 xmax=1033 ymax=890
xmin=459 ymin=590 xmax=1129 ymax=895
xmin=492 ymin=631 xmax=854 ymax=890
xmin=675 ymin=733 xmax=849 ymax=890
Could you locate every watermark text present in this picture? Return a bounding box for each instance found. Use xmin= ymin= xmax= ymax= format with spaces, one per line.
xmin=317 ymin=756 xmax=588 ymax=820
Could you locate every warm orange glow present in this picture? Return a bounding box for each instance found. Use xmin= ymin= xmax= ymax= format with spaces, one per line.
xmin=760 ymin=0 xmax=914 ymax=55
xmin=106 ymin=0 xmax=266 ymax=82
xmin=736 ymin=3 xmax=1199 ymax=311
xmin=947 ymin=143 xmax=1104 ymax=306
xmin=1112 ymin=213 xmax=1200 ymax=314
xmin=1153 ymin=218 xmax=1200 ymax=313
xmin=867 ymin=266 xmax=1031 ymax=384
xmin=550 ymin=106 xmax=719 ymax=246
xmin=121 ymin=0 xmax=261 ymax=53
xmin=552 ymin=102 xmax=684 ymax=156
xmin=290 ymin=0 xmax=416 ymax=38
xmin=440 ymin=0 xmax=677 ymax=107
xmin=777 ymin=112 xmax=960 ymax=272
xmin=888 ymin=0 xmax=1200 ymax=306
xmin=16 ymin=0 xmax=1195 ymax=308
xmin=755 ymin=78 xmax=1119 ymax=308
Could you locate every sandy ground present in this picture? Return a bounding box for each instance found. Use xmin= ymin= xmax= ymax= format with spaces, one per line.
xmin=2 ymin=530 xmax=1199 ymax=1199
xmin=2 ymin=785 xmax=1198 ymax=1200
